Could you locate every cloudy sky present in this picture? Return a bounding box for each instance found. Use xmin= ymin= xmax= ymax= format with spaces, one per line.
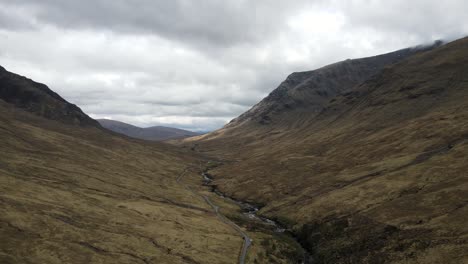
xmin=0 ymin=0 xmax=467 ymax=131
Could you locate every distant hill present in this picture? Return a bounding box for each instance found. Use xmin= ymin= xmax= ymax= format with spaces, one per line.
xmin=98 ymin=119 xmax=200 ymax=141
xmin=0 ymin=65 xmax=100 ymax=127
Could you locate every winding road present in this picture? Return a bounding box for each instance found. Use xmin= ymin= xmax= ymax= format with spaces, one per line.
xmin=176 ymin=169 xmax=252 ymax=264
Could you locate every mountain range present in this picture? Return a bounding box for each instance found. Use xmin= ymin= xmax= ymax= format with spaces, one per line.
xmin=1 ymin=37 xmax=467 ymax=263
xmin=97 ymin=119 xmax=201 ymax=141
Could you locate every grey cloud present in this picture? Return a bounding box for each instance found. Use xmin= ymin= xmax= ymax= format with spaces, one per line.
xmin=329 ymin=0 xmax=468 ymax=43
xmin=0 ymin=3 xmax=37 ymax=30
xmin=1 ymin=0 xmax=467 ymax=131
xmin=84 ymin=99 xmax=247 ymax=119
xmin=6 ymin=0 xmax=309 ymax=49
xmin=0 ymin=11 xmax=32 ymax=30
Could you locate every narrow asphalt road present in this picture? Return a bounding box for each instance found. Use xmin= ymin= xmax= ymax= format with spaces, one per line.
xmin=176 ymin=169 xmax=252 ymax=264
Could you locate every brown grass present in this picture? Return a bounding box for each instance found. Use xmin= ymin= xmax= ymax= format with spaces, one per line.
xmin=182 ymin=37 xmax=468 ymax=263
xmin=0 ymin=101 xmax=245 ymax=264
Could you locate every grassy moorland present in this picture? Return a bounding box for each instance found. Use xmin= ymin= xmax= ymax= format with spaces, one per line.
xmin=1 ymin=36 xmax=467 ymax=263
xmin=182 ymin=37 xmax=468 ymax=263
xmin=0 ymin=63 xmax=316 ymax=263
xmin=0 ymin=100 xmax=250 ymax=264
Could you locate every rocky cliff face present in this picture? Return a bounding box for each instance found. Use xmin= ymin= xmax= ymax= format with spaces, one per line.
xmin=0 ymin=66 xmax=100 ymax=127
xmin=227 ymin=41 xmax=443 ymax=128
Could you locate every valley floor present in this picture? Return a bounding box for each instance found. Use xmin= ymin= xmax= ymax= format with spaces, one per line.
xmin=0 ymin=102 xmax=243 ymax=264
xmin=0 ymin=101 xmax=308 ymax=264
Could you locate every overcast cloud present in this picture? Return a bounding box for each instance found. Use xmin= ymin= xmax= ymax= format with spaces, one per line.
xmin=0 ymin=0 xmax=467 ymax=131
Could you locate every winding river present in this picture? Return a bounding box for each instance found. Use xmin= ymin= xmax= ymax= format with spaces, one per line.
xmin=202 ymin=172 xmax=311 ymax=264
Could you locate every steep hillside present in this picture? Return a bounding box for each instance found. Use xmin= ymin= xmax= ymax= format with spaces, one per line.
xmin=0 ymin=66 xmax=100 ymax=127
xmin=186 ymin=38 xmax=468 ymax=263
xmin=98 ymin=119 xmax=200 ymax=141
xmin=192 ymin=41 xmax=442 ymax=145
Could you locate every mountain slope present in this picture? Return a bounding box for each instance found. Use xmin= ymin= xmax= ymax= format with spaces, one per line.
xmin=0 ymin=67 xmax=310 ymax=264
xmin=0 ymin=66 xmax=100 ymax=127
xmin=0 ymin=69 xmax=246 ymax=263
xmin=192 ymin=41 xmax=442 ymax=144
xmin=98 ymin=119 xmax=200 ymax=141
xmin=185 ymin=38 xmax=468 ymax=263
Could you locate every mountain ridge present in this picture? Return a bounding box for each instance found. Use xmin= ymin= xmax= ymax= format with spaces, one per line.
xmin=0 ymin=66 xmax=100 ymax=127
xmin=97 ymin=118 xmax=201 ymax=141
xmin=225 ymin=41 xmax=444 ymax=130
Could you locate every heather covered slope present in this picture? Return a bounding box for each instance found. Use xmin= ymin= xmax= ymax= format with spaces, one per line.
xmin=185 ymin=37 xmax=468 ymax=263
xmin=98 ymin=119 xmax=200 ymax=141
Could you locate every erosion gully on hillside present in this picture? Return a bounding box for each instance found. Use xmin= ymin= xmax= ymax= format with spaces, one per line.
xmin=176 ymin=162 xmax=311 ymax=264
